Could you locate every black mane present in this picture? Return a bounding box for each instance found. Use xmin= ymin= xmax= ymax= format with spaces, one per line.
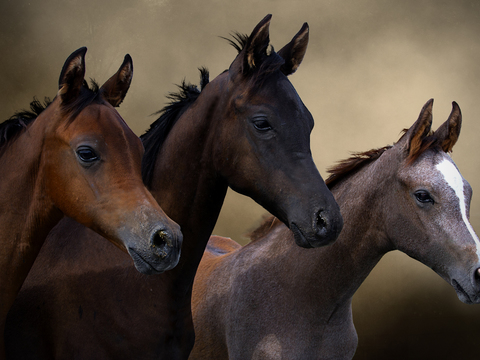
xmin=221 ymin=32 xmax=249 ymax=54
xmin=140 ymin=68 xmax=210 ymax=188
xmin=61 ymin=79 xmax=102 ymax=123
xmin=0 ymin=97 xmax=52 ymax=151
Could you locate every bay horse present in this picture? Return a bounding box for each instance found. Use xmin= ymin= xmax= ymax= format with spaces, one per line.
xmin=189 ymin=99 xmax=480 ymax=359
xmin=5 ymin=15 xmax=342 ymax=359
xmin=0 ymin=48 xmax=182 ymax=358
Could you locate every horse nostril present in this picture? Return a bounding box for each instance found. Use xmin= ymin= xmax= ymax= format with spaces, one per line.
xmin=316 ymin=211 xmax=328 ymax=230
xmin=475 ymin=268 xmax=480 ymax=282
xmin=151 ymin=230 xmax=173 ymax=258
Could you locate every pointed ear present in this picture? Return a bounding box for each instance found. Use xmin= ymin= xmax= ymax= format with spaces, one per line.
xmin=405 ymin=99 xmax=434 ymax=157
xmin=100 ymin=54 xmax=133 ymax=107
xmin=434 ymin=101 xmax=462 ymax=152
xmin=244 ymin=14 xmax=271 ymax=70
xmin=229 ymin=14 xmax=272 ymax=78
xmin=58 ymin=47 xmax=87 ymax=104
xmin=277 ymin=22 xmax=309 ymax=76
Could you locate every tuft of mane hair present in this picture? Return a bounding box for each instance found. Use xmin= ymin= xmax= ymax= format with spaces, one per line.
xmin=61 ymin=79 xmax=102 ymax=123
xmin=84 ymin=79 xmax=100 ymax=93
xmin=325 ymin=146 xmax=392 ymax=189
xmin=140 ymin=67 xmax=210 ymax=188
xmin=222 ymin=31 xmax=276 ymax=57
xmin=0 ymin=97 xmax=52 ymax=152
xmin=222 ymin=31 xmax=283 ymax=83
xmin=398 ymin=128 xmax=438 ymax=165
xmin=221 ymin=32 xmax=249 ymax=54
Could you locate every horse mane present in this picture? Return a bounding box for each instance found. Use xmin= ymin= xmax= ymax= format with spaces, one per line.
xmin=222 ymin=32 xmax=249 ymax=54
xmin=140 ymin=67 xmax=210 ymax=188
xmin=0 ymin=97 xmax=52 ymax=152
xmin=0 ymin=80 xmax=101 ymax=154
xmin=61 ymin=79 xmax=103 ymax=123
xmin=325 ymin=146 xmax=392 ymax=189
xmin=399 ymin=128 xmax=438 ymax=165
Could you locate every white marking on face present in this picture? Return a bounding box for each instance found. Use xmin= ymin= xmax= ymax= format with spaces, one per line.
xmin=436 ymin=157 xmax=480 ymax=260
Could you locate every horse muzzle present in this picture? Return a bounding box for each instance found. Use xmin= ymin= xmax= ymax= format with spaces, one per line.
xmin=126 ymin=223 xmax=183 ymax=275
xmin=290 ymin=208 xmax=343 ymax=249
xmin=450 ymin=267 xmax=480 ymax=305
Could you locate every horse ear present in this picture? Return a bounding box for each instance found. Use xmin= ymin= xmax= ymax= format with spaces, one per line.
xmin=58 ymin=47 xmax=87 ymax=104
xmin=244 ymin=14 xmax=271 ymax=70
xmin=100 ymin=54 xmax=134 ymax=108
xmin=434 ymin=101 xmax=462 ymax=153
xmin=277 ymin=23 xmax=309 ymax=76
xmin=405 ymin=99 xmax=434 ymax=157
xmin=229 ymin=14 xmax=272 ymax=78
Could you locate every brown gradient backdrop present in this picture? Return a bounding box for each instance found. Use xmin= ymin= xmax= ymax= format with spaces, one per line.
xmin=1 ymin=1 xmax=480 ymax=358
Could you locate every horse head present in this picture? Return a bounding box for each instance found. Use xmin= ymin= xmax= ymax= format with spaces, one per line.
xmin=41 ymin=48 xmax=182 ymax=274
xmin=212 ymin=15 xmax=343 ymax=248
xmin=387 ymin=99 xmax=480 ymax=304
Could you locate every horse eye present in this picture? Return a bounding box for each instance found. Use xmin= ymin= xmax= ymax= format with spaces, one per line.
xmin=76 ymin=146 xmax=99 ymax=163
xmin=415 ymin=190 xmax=434 ymax=204
xmin=253 ymin=119 xmax=272 ymax=131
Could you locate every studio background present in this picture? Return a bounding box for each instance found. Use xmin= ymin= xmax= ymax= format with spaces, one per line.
xmin=1 ymin=1 xmax=479 ymax=358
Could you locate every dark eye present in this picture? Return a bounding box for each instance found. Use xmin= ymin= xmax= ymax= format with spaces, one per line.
xmin=253 ymin=119 xmax=272 ymax=131
xmin=76 ymin=146 xmax=99 ymax=163
xmin=414 ymin=190 xmax=434 ymax=204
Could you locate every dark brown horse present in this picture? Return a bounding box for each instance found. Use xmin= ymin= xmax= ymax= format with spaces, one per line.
xmin=5 ymin=15 xmax=342 ymax=359
xmin=0 ymin=48 xmax=182 ymax=358
xmin=189 ymin=99 xmax=480 ymax=359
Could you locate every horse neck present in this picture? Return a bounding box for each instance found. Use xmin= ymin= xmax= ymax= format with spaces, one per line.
xmin=149 ymin=74 xmax=230 ymax=281
xmin=282 ymin=152 xmax=396 ymax=304
xmin=0 ymin=118 xmax=62 ymax=300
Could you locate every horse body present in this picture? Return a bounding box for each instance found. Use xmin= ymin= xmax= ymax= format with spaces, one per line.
xmin=5 ymin=15 xmax=342 ymax=359
xmin=190 ymin=100 xmax=480 ymax=359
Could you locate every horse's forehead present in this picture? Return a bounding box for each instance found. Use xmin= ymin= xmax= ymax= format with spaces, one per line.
xmin=71 ymin=103 xmax=128 ymax=132
xmin=262 ymin=74 xmax=298 ymax=99
xmin=408 ymin=152 xmax=461 ymax=187
xmin=435 ymin=154 xmax=480 ymax=260
xmin=236 ymin=73 xmax=298 ymax=102
xmin=239 ymin=76 xmax=308 ymax=121
xmin=435 ymin=156 xmax=465 ymax=192
xmin=61 ymin=103 xmax=139 ymax=148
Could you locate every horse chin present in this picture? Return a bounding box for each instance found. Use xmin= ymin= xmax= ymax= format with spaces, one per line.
xmin=290 ymin=223 xmax=314 ymax=249
xmin=127 ymin=247 xmax=180 ymax=275
xmin=290 ymin=221 xmax=340 ymax=249
xmin=452 ymin=279 xmax=480 ymax=305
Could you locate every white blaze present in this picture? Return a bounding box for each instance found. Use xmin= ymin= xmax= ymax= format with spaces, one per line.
xmin=436 ymin=158 xmax=480 ymax=260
